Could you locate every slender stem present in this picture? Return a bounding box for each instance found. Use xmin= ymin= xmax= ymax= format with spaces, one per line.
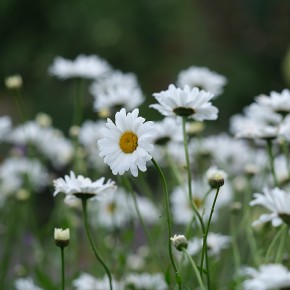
xmin=182 ymin=249 xmax=205 ymax=290
xmin=73 ymin=78 xmax=84 ymax=125
xmin=265 ymin=225 xmax=286 ymax=263
xmin=281 ymin=139 xmax=290 ymax=179
xmin=13 ymin=89 xmax=27 ymax=122
xmin=266 ymin=139 xmax=278 ymax=187
xmin=230 ymin=213 xmax=241 ymax=270
xmin=60 ymin=247 xmax=65 ymax=290
xmin=81 ymin=198 xmax=113 ymax=290
xmin=151 ymin=158 xmax=182 ymax=289
xmin=181 ymin=117 xmax=207 ymax=280
xmin=275 ymin=224 xmax=288 ymax=263
xmin=200 ymin=187 xmax=220 ymax=289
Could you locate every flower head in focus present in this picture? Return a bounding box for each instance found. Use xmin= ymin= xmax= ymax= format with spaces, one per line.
xmin=151 ymin=84 xmax=218 ymax=121
xmin=177 ymin=66 xmax=227 ymax=97
xmin=53 ymin=171 xmax=116 ymax=201
xmin=98 ymin=108 xmax=155 ymax=177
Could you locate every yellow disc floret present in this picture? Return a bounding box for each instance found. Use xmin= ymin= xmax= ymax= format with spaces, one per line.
xmin=119 ymin=131 xmax=138 ymax=153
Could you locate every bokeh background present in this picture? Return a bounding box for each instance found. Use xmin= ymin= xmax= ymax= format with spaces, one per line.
xmin=1 ymin=0 xmax=290 ymax=130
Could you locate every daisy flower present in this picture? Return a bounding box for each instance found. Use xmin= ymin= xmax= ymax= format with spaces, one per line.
xmin=250 ymin=187 xmax=290 ymax=227
xmin=176 ymin=66 xmax=227 ymax=97
xmin=48 ymin=54 xmax=111 ymax=80
xmin=151 ymin=84 xmax=218 ymax=121
xmin=91 ymin=70 xmax=145 ymax=113
xmin=98 ymin=108 xmax=155 ymax=177
xmin=0 ymin=116 xmax=12 ymax=141
xmin=241 ymin=264 xmax=290 ymax=290
xmin=53 ymin=171 xmax=116 ymax=201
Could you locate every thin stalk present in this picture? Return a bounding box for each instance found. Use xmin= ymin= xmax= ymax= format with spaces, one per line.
xmin=200 ymin=187 xmax=220 ymax=288
xmin=265 ymin=225 xmax=286 ymax=263
xmin=281 ymin=140 xmax=290 ymax=178
xmin=230 ymin=213 xmax=241 ymax=270
xmin=81 ymin=198 xmax=113 ymax=290
xmin=13 ymin=89 xmax=27 ymax=121
xmin=151 ymin=158 xmax=182 ymax=289
xmin=73 ymin=78 xmax=84 ymax=126
xmin=266 ymin=139 xmax=278 ymax=187
xmin=275 ymin=224 xmax=289 ymax=263
xmin=181 ymin=117 xmax=208 ymax=281
xmin=182 ymin=249 xmax=206 ymax=290
xmin=61 ymin=247 xmax=65 ymax=290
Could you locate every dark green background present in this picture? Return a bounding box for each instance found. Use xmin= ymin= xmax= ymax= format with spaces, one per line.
xmin=1 ymin=0 xmax=290 ymax=130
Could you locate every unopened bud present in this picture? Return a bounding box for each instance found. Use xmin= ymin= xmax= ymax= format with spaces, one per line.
xmin=170 ymin=234 xmax=188 ymax=252
xmin=54 ymin=228 xmax=70 ymax=248
xmin=5 ymin=74 xmax=23 ymax=89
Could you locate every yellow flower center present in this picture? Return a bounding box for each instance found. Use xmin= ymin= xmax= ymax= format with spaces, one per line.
xmin=193 ymin=198 xmax=203 ymax=208
xmin=119 ymin=131 xmax=138 ymax=153
xmin=106 ymin=202 xmax=116 ymax=214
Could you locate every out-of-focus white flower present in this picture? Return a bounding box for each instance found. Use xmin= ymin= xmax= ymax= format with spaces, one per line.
xmin=5 ymin=74 xmax=23 ymax=89
xmin=124 ymin=272 xmax=167 ymax=290
xmin=48 ymin=55 xmax=111 ymax=79
xmin=35 ymin=112 xmax=52 ymax=127
xmin=98 ymin=108 xmax=155 ymax=177
xmin=73 ymin=273 xmax=122 ymax=290
xmin=15 ymin=277 xmax=43 ymax=290
xmin=187 ymin=232 xmax=231 ymax=257
xmin=93 ymin=188 xmax=159 ymax=229
xmin=151 ymin=84 xmax=218 ymax=121
xmin=8 ymin=121 xmax=74 ymax=168
xmin=53 ymin=171 xmax=116 ymax=201
xmin=250 ymin=187 xmax=290 ymax=227
xmin=0 ymin=116 xmax=12 ymax=141
xmin=0 ymin=157 xmax=49 ymax=199
xmin=91 ymin=70 xmax=144 ymax=112
xmin=177 ymin=66 xmax=227 ymax=97
xmin=170 ymin=180 xmax=232 ymax=225
xmin=256 ymin=89 xmax=290 ymax=115
xmin=241 ymin=264 xmax=290 ymax=290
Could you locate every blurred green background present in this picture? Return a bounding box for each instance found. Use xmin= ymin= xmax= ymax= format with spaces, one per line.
xmin=1 ymin=0 xmax=290 ymax=130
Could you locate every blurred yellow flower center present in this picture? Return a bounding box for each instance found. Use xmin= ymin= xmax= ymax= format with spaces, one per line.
xmin=119 ymin=131 xmax=138 ymax=153
xmin=193 ymin=198 xmax=203 ymax=208
xmin=106 ymin=202 xmax=116 ymax=214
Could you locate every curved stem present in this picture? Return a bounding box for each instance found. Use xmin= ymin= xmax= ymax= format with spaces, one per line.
xmin=81 ymin=198 xmax=113 ymax=290
xmin=182 ymin=249 xmax=205 ymax=290
xmin=151 ymin=158 xmax=182 ymax=289
xmin=266 ymin=139 xmax=278 ymax=187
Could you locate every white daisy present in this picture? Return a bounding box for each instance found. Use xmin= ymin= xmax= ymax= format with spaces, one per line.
xmin=256 ymin=89 xmax=290 ymax=115
xmin=241 ymin=264 xmax=290 ymax=290
xmin=151 ymin=84 xmax=218 ymax=121
xmin=48 ymin=54 xmax=111 ymax=79
xmin=15 ymin=277 xmax=43 ymax=290
xmin=73 ymin=273 xmax=122 ymax=290
xmin=53 ymin=171 xmax=116 ymax=201
xmin=98 ymin=108 xmax=155 ymax=177
xmin=91 ymin=70 xmax=145 ymax=112
xmin=250 ymin=187 xmax=290 ymax=227
xmin=124 ymin=272 xmax=167 ymax=290
xmin=187 ymin=232 xmax=231 ymax=257
xmin=177 ymin=66 xmax=227 ymax=97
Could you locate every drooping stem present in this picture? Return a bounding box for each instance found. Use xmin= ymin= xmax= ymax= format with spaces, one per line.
xmin=151 ymin=158 xmax=182 ymax=289
xmin=182 ymin=249 xmax=206 ymax=290
xmin=266 ymin=139 xmax=278 ymax=187
xmin=81 ymin=198 xmax=113 ymax=290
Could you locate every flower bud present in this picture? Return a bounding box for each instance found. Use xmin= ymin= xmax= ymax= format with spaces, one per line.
xmin=170 ymin=234 xmax=188 ymax=252
xmin=54 ymin=228 xmax=70 ymax=248
xmin=206 ymin=166 xmax=226 ymax=188
xmin=5 ymin=74 xmax=23 ymax=89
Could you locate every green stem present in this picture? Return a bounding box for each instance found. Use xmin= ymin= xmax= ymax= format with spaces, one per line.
xmin=182 ymin=249 xmax=205 ymax=290
xmin=281 ymin=139 xmax=290 ymax=179
xmin=266 ymin=139 xmax=278 ymax=187
xmin=275 ymin=224 xmax=288 ymax=263
xmin=265 ymin=225 xmax=286 ymax=263
xmin=61 ymin=247 xmax=65 ymax=290
xmin=200 ymin=187 xmax=220 ymax=288
xmin=181 ymin=117 xmax=207 ymax=281
xmin=73 ymin=78 xmax=84 ymax=125
xmin=230 ymin=213 xmax=241 ymax=270
xmin=13 ymin=89 xmax=27 ymax=122
xmin=151 ymin=158 xmax=182 ymax=289
xmin=81 ymin=198 xmax=113 ymax=290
